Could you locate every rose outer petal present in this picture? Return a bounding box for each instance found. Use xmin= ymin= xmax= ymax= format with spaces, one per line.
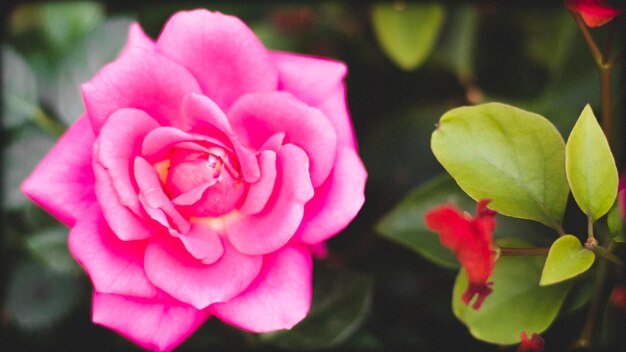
xmin=93 ymin=292 xmax=209 ymax=352
xmin=295 ymin=148 xmax=367 ymax=244
xmin=81 ymin=48 xmax=202 ymax=133
xmin=144 ymin=236 xmax=263 ymax=309
xmin=69 ymin=206 xmax=158 ymax=298
xmin=119 ymin=22 xmax=155 ymax=57
xmin=226 ymin=144 xmax=314 ymax=255
xmin=21 ymin=115 xmax=96 ymax=226
xmin=212 ymin=246 xmax=312 ymax=332
xmin=229 ymin=92 xmax=337 ymax=187
xmin=271 ymin=52 xmax=356 ymax=149
xmin=155 ymin=9 xmax=278 ymax=110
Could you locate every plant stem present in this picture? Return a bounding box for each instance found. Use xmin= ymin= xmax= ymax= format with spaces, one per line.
xmin=587 ymin=216 xmax=595 ymax=240
xmin=33 ymin=107 xmax=66 ymax=137
xmin=499 ymin=247 xmax=549 ymax=256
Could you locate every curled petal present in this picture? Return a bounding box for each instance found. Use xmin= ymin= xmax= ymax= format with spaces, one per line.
xmin=227 ymin=145 xmax=314 ymax=255
xmin=142 ymin=127 xmax=230 ymax=163
xmin=68 ymin=206 xmax=157 ymax=298
xmin=144 ymin=237 xmax=263 ymax=309
xmin=295 ymin=148 xmax=367 ymax=244
xmin=229 ymin=92 xmax=337 ymax=187
xmin=21 ymin=115 xmax=96 ymax=226
xmin=239 ymin=150 xmax=277 ymax=215
xmin=212 ymin=246 xmax=312 ymax=332
xmin=93 ymin=292 xmax=209 ymax=352
xmin=173 ymin=222 xmax=224 ymax=265
xmin=156 ymin=10 xmax=278 ymax=109
xmin=81 ymin=48 xmax=201 ymax=133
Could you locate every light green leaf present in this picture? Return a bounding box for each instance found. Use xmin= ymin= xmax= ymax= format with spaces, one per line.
xmin=6 ymin=262 xmax=80 ymax=331
xmin=2 ymin=47 xmax=39 ymax=129
xmin=371 ymin=3 xmax=445 ymax=71
xmin=42 ymin=2 xmax=104 ymax=54
xmin=453 ymin=239 xmax=572 ymax=344
xmin=431 ymin=5 xmax=478 ymax=80
xmin=261 ymin=269 xmax=373 ymax=350
xmin=53 ymin=16 xmax=134 ymax=125
xmin=540 ymin=235 xmax=595 ymax=286
xmin=565 ymin=105 xmax=618 ymax=221
xmin=431 ymin=102 xmax=569 ymax=230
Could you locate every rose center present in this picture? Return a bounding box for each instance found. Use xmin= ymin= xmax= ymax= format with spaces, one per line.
xmin=165 ymin=146 xmax=244 ymax=217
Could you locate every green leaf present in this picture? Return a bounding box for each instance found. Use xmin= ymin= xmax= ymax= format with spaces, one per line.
xmin=431 ymin=102 xmax=568 ymax=230
xmin=2 ymin=126 xmax=56 ymax=210
xmin=6 ymin=262 xmax=80 ymax=331
xmin=26 ymin=228 xmax=82 ymax=275
xmin=376 ymin=175 xmax=469 ymax=269
xmin=565 ymin=105 xmax=618 ymax=221
xmin=2 ymin=46 xmax=39 ymax=129
xmin=53 ymin=16 xmax=134 ymax=125
xmin=453 ymin=239 xmax=572 ymax=344
xmin=540 ymin=235 xmax=595 ymax=286
xmin=607 ymin=199 xmax=625 ymax=243
xmin=371 ymin=2 xmax=445 ymax=71
xmin=41 ymin=2 xmax=104 ymax=54
xmin=261 ymin=268 xmax=374 ymax=350
xmin=431 ymin=5 xmax=478 ymax=80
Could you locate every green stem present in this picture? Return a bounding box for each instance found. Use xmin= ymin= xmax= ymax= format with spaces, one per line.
xmin=33 ymin=107 xmax=66 ymax=137
xmin=498 ymin=247 xmax=549 ymax=256
xmin=587 ymin=216 xmax=595 ymax=240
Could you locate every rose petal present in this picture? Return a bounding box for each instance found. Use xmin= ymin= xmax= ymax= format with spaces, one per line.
xmin=212 ymin=246 xmax=312 ymax=332
xmin=295 ymin=148 xmax=366 ymax=244
xmin=316 ymin=86 xmax=358 ymax=149
xmin=134 ymin=157 xmax=190 ymax=234
xmin=155 ymin=9 xmax=277 ymax=109
xmin=96 ymin=108 xmax=160 ymax=215
xmin=120 ymin=22 xmax=155 ymax=56
xmin=144 ymin=236 xmax=263 ymax=309
xmin=21 ymin=115 xmax=96 ymax=226
xmin=93 ymin=292 xmax=209 ymax=352
xmin=68 ymin=206 xmax=158 ymax=298
xmin=271 ymin=51 xmax=346 ymax=106
xmin=229 ymin=92 xmax=337 ymax=187
xmin=93 ymin=160 xmax=162 ymax=241
xmin=183 ymin=93 xmax=260 ymax=183
xmin=81 ymin=48 xmax=201 ymax=133
xmin=173 ymin=222 xmax=224 ymax=265
xmin=142 ymin=127 xmax=230 ymax=164
xmin=226 ymin=144 xmax=314 ymax=255
xmin=239 ymin=150 xmax=277 ymax=215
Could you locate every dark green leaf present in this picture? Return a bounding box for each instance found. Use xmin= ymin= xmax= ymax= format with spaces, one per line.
xmin=6 ymin=261 xmax=80 ymax=331
xmin=41 ymin=2 xmax=104 ymax=54
xmin=26 ymin=227 xmax=81 ymax=275
xmin=2 ymin=46 xmax=39 ymax=129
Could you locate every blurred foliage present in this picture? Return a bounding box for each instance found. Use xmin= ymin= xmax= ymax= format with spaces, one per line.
xmin=1 ymin=1 xmax=624 ymax=351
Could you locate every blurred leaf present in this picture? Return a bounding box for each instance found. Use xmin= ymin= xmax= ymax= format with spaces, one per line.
xmin=566 ymin=105 xmax=618 ymax=221
xmin=603 ymin=286 xmax=626 ymax=348
xmin=607 ymin=199 xmax=625 ymax=242
xmin=2 ymin=46 xmax=39 ymax=129
xmin=432 ymin=103 xmax=568 ymax=230
xmin=2 ymin=126 xmax=56 ymax=210
xmin=540 ymin=235 xmax=595 ymax=286
xmin=41 ymin=2 xmax=104 ymax=54
xmin=453 ymin=238 xmax=572 ymax=345
xmin=26 ymin=227 xmax=81 ymax=275
xmin=431 ymin=4 xmax=478 ymax=80
xmin=371 ymin=2 xmax=444 ymax=71
xmin=261 ymin=269 xmax=374 ymax=350
xmin=6 ymin=261 xmax=79 ymax=331
xmin=522 ymin=10 xmax=575 ymax=78
xmin=376 ymin=175 xmax=467 ymax=269
xmin=53 ymin=16 xmax=134 ymax=125
xmin=561 ymin=279 xmax=594 ymax=315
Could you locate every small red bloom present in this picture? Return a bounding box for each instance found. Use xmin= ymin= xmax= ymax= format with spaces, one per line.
xmin=566 ymin=0 xmax=624 ymax=27
xmin=425 ymin=199 xmax=497 ymax=309
xmin=518 ymin=331 xmax=545 ymax=352
xmin=610 ymin=284 xmax=626 ymax=312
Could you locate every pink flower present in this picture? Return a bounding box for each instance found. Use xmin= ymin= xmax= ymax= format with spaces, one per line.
xmin=425 ymin=199 xmax=497 ymax=309
xmin=566 ymin=0 xmax=624 ymax=27
xmin=21 ymin=9 xmax=366 ymax=351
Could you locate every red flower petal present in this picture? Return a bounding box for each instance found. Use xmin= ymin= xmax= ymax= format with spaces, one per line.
xmin=518 ymin=331 xmax=545 ymax=352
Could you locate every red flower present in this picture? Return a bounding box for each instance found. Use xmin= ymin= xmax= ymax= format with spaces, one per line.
xmin=518 ymin=331 xmax=545 ymax=352
xmin=566 ymin=0 xmax=624 ymax=27
xmin=425 ymin=199 xmax=497 ymax=309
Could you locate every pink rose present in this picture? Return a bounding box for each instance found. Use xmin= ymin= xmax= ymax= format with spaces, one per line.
xmin=22 ymin=9 xmax=366 ymax=351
